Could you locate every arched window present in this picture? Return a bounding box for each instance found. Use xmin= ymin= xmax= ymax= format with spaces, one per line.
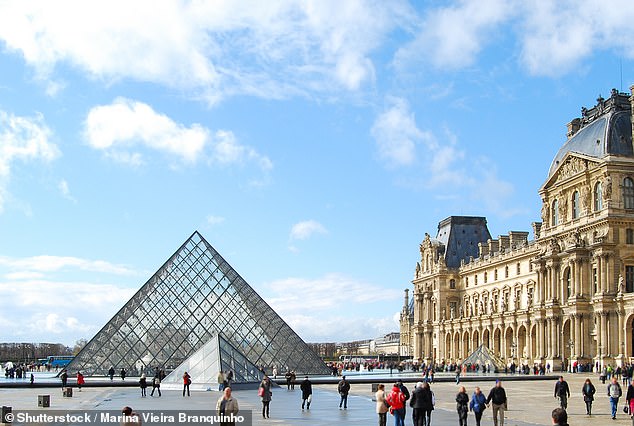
xmin=594 ymin=181 xmax=603 ymax=211
xmin=504 ymin=266 xmax=509 ymax=278
xmin=624 ymin=178 xmax=634 ymax=209
xmin=484 ymin=272 xmax=488 ymax=283
xmin=572 ymin=191 xmax=580 ymax=219
xmin=564 ymin=267 xmax=571 ymax=301
xmin=449 ymin=279 xmax=456 ymax=289
xmin=552 ymin=199 xmax=559 ymax=225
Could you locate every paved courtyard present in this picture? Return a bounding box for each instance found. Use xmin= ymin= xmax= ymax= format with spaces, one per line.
xmin=0 ymin=373 xmax=628 ymax=425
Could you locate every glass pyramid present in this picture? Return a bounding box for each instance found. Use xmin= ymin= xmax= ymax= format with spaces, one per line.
xmin=162 ymin=332 xmax=262 ymax=387
xmin=66 ymin=231 xmax=330 ymax=377
xmin=462 ymin=344 xmax=506 ymax=373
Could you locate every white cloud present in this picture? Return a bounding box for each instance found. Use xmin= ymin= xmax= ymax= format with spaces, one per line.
xmin=0 ymin=110 xmax=59 ymax=212
xmin=289 ymin=220 xmax=328 ymax=241
xmin=58 ymin=179 xmax=76 ymax=203
xmin=84 ymin=98 xmax=273 ymax=174
xmin=211 ymin=130 xmax=273 ymax=172
xmin=0 ymin=278 xmax=136 ymax=342
xmin=0 ymin=1 xmax=413 ymax=102
xmin=84 ymin=97 xmax=209 ymax=164
xmin=372 ymin=97 xmax=461 ymax=175
xmin=394 ymin=0 xmax=513 ymax=70
xmin=206 ymin=215 xmax=225 ymax=226
xmin=519 ymin=1 xmax=634 ymax=76
xmin=0 ymin=255 xmax=136 ymax=275
xmin=264 ymin=273 xmax=401 ymax=341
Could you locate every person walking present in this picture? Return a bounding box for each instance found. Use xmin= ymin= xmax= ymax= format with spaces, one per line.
xmin=554 ymin=376 xmax=570 ymax=409
xmin=375 ymin=384 xmax=389 ymax=426
xmin=607 ymin=376 xmax=623 ymax=420
xmin=626 ymin=379 xmax=634 ymax=417
xmin=456 ymin=386 xmax=469 ymax=426
xmin=300 ymin=376 xmax=312 ymax=410
xmin=150 ymin=374 xmax=161 ymax=397
xmin=551 ymin=407 xmax=569 ymax=426
xmin=386 ymin=383 xmax=406 ymax=426
xmin=120 ymin=368 xmax=126 ymax=381
xmin=581 ymin=378 xmax=595 ymax=415
xmin=259 ymin=375 xmax=272 ymax=419
xmin=285 ymin=370 xmax=292 ymax=390
xmin=290 ymin=370 xmax=296 ymax=390
xmin=139 ymin=374 xmax=147 ymax=397
xmin=108 ymin=366 xmax=115 ymax=381
xmin=486 ymin=379 xmax=507 ymax=426
xmin=470 ymin=386 xmax=487 ymax=426
xmin=76 ymin=371 xmax=85 ymax=392
xmin=409 ymin=382 xmax=425 ymax=426
xmin=421 ymin=382 xmax=434 ymax=426
xmin=217 ymin=371 xmax=225 ymax=391
xmin=338 ymin=376 xmax=350 ymax=409
xmin=456 ymin=367 xmax=461 ymax=385
xmin=216 ymin=387 xmax=239 ymax=426
xmin=182 ymin=371 xmax=191 ymax=397
xmin=60 ymin=369 xmax=68 ymax=388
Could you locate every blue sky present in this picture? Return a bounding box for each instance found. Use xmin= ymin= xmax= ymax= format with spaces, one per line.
xmin=0 ymin=0 xmax=633 ymax=346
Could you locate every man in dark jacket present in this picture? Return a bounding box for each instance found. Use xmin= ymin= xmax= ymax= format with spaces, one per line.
xmin=300 ymin=376 xmax=312 ymax=410
xmin=554 ymin=376 xmax=570 ymax=409
xmin=486 ymin=380 xmax=507 ymax=426
xmin=338 ymin=376 xmax=350 ymax=409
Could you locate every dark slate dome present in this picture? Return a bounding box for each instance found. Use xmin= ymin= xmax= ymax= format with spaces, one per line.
xmin=548 ymin=90 xmax=633 ymax=177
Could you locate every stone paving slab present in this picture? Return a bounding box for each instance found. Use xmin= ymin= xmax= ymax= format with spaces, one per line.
xmin=0 ymin=374 xmax=629 ymax=425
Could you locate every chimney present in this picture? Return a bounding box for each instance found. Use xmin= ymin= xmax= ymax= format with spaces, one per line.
xmin=403 ymin=289 xmax=409 ymax=310
xmin=567 ymin=118 xmax=581 ymax=139
xmin=509 ymin=231 xmax=529 ymax=248
xmin=478 ymin=242 xmax=489 ymax=258
xmin=499 ymin=235 xmax=510 ymax=252
xmin=488 ymin=238 xmax=499 ymax=254
xmin=532 ymin=222 xmax=543 ymax=240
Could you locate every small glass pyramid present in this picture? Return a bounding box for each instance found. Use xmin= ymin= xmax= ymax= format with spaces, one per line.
xmin=162 ymin=332 xmax=262 ymax=387
xmin=66 ymin=231 xmax=330 ymax=377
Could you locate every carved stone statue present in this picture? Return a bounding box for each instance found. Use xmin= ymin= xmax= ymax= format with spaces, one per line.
xmin=618 ymin=274 xmax=625 ymax=294
xmin=459 ymin=305 xmax=464 ymax=318
xmin=527 ymin=289 xmax=534 ymax=307
xmin=501 ymin=296 xmax=507 ymax=312
xmin=479 ymin=300 xmax=484 ymax=315
xmin=489 ymin=297 xmax=494 ymax=314
xmin=604 ymin=174 xmax=612 ymax=201
xmin=558 ymin=198 xmax=568 ymax=222
xmin=581 ymin=186 xmax=590 ymax=212
xmin=441 ymin=308 xmax=446 ymax=321
xmin=541 ymin=201 xmax=549 ymax=226
xmin=450 ymin=305 xmax=456 ymax=320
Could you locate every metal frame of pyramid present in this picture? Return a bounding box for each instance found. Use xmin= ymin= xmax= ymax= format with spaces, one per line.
xmin=66 ymin=231 xmax=330 ymax=377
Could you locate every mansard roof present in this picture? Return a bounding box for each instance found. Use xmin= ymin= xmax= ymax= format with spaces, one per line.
xmin=548 ymin=89 xmax=633 ymax=177
xmin=436 ymin=216 xmax=491 ymax=269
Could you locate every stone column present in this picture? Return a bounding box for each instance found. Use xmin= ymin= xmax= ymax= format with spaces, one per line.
xmin=597 ymin=256 xmax=604 ymax=294
xmin=574 ymin=314 xmax=582 ymax=357
xmin=536 ymin=319 xmax=544 ymax=358
xmin=618 ymin=310 xmax=625 ymax=359
xmin=596 ymin=312 xmax=603 ymax=359
xmin=601 ymin=313 xmax=608 ymax=356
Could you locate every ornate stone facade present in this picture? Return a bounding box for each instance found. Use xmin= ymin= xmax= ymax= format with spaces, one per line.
xmin=400 ymin=87 xmax=634 ymax=370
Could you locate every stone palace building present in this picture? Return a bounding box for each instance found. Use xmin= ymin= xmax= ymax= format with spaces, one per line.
xmin=400 ymin=87 xmax=634 ymax=370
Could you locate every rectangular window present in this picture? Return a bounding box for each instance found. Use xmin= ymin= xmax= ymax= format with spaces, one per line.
xmin=627 ymin=228 xmax=634 ymax=244
xmin=474 ymin=275 xmax=478 ymax=285
xmin=449 ymin=279 xmax=456 ymax=289
xmin=516 ymin=262 xmax=521 ymax=275
xmin=494 ymin=269 xmax=498 ymax=280
xmin=593 ymin=268 xmax=598 ymax=294
xmin=627 ymin=266 xmax=634 ymax=293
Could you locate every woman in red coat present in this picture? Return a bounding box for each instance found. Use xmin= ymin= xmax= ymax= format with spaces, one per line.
xmin=386 ymin=384 xmax=406 ymax=426
xmin=76 ymin=371 xmax=85 ymax=391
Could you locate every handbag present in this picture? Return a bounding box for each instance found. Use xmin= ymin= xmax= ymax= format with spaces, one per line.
xmin=258 ymin=387 xmax=265 ymax=397
xmin=623 ymin=404 xmax=629 ymax=414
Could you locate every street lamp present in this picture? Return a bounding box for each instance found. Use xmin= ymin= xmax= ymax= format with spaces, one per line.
xmin=567 ymin=340 xmax=574 ymax=372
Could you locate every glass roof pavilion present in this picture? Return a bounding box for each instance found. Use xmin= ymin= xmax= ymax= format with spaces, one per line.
xmin=67 ymin=231 xmax=330 ymax=378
